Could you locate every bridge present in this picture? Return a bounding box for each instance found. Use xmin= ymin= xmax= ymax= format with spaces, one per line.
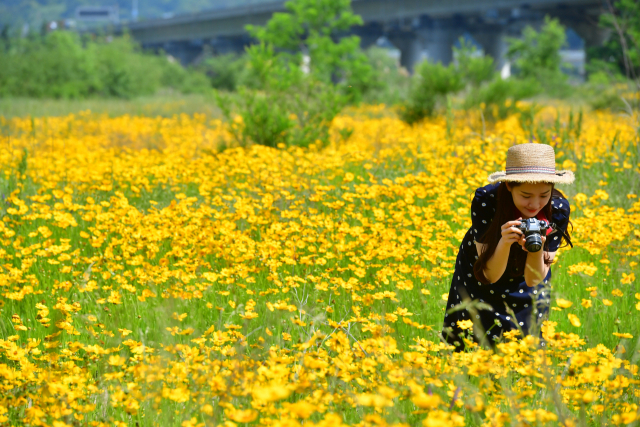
xmin=112 ymin=0 xmax=606 ymax=72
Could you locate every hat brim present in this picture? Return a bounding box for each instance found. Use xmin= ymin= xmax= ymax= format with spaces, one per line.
xmin=487 ymin=170 xmax=575 ymax=185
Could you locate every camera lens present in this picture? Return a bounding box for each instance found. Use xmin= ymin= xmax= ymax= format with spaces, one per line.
xmin=526 ymin=234 xmax=543 ymax=252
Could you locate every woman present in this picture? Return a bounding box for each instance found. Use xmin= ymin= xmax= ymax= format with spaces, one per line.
xmin=442 ymin=143 xmax=574 ymax=351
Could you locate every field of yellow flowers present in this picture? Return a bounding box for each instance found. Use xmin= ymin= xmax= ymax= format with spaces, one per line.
xmin=0 ymin=105 xmax=639 ymax=427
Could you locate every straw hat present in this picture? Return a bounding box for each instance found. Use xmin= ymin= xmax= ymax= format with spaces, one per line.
xmin=487 ymin=143 xmax=575 ymax=184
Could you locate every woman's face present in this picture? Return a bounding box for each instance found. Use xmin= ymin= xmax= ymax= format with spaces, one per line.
xmin=507 ymin=182 xmax=553 ymax=218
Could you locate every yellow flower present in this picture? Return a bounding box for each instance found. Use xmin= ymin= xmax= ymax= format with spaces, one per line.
xmin=227 ymin=409 xmax=258 ymax=423
xmin=456 ymin=320 xmax=474 ymax=330
xmin=567 ymin=262 xmax=598 ymax=276
xmin=181 ymin=417 xmax=204 ymax=427
xmin=108 ymin=355 xmax=126 ymax=366
xmin=603 ymin=299 xmax=613 ymax=306
xmin=567 ymin=313 xmax=581 ymax=327
xmin=518 ymin=409 xmax=557 ymax=423
xmin=613 ymin=332 xmax=633 ymax=339
xmin=423 ymin=410 xmax=465 ymax=427
xmin=172 ymin=312 xmax=188 ymax=322
xmin=412 ymin=393 xmax=442 ymax=409
xmin=287 ymin=401 xmax=316 ymax=419
xmin=582 ymin=390 xmax=596 ymax=403
xmin=356 ymin=393 xmax=393 ymax=408
xmin=621 ymin=272 xmax=635 ymax=284
xmin=581 ymin=299 xmax=592 ymax=308
xmin=252 ymin=384 xmax=291 ymax=402
xmin=555 ymin=298 xmax=573 ymax=309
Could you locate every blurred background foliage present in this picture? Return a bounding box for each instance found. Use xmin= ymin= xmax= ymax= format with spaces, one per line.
xmin=0 ymin=0 xmax=638 ymax=139
xmin=0 ymin=31 xmax=210 ymax=99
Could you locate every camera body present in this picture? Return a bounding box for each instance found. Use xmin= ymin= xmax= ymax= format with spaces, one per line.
xmin=516 ymin=218 xmax=553 ymax=252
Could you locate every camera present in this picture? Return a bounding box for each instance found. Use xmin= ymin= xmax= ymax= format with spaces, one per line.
xmin=516 ymin=218 xmax=553 ymax=252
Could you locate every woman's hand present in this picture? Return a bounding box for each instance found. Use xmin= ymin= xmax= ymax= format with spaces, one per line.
xmin=519 ymin=234 xmax=546 ymax=253
xmin=499 ymin=219 xmax=523 ymax=246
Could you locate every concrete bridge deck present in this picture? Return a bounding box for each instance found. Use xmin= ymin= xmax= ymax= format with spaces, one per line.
xmin=110 ymin=0 xmax=606 ymax=71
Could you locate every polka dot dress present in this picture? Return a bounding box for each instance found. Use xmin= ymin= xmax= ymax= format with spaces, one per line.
xmin=442 ymin=183 xmax=571 ymax=351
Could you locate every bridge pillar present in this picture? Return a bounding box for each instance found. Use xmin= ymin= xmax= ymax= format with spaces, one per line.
xmin=559 ymin=18 xmax=610 ymax=56
xmin=210 ymin=36 xmax=249 ymax=55
xmin=157 ymin=40 xmax=207 ymax=65
xmin=551 ymin=11 xmax=608 ymax=51
xmin=355 ymin=22 xmax=384 ymax=50
xmin=422 ymin=19 xmax=463 ymax=66
xmin=387 ymin=31 xmax=422 ymax=73
xmin=472 ymin=27 xmax=508 ymax=72
xmin=552 ymin=12 xmax=609 ymax=78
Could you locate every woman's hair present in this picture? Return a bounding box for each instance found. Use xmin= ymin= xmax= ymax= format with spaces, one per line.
xmin=473 ymin=182 xmax=572 ymax=285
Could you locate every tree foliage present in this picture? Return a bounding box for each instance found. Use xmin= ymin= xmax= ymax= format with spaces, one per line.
xmin=197 ymin=53 xmax=249 ymax=91
xmin=401 ymin=38 xmax=495 ymax=124
xmin=454 ymin=39 xmax=495 ymax=88
xmin=0 ymin=31 xmax=209 ymax=99
xmin=218 ymin=0 xmax=369 ymax=148
xmin=597 ymin=0 xmax=640 ymax=83
xmin=506 ymin=16 xmax=567 ymax=82
xmin=246 ymin=0 xmax=372 ymax=102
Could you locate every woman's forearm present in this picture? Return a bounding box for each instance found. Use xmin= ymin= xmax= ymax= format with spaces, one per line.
xmin=524 ymin=251 xmax=547 ymax=287
xmin=483 ymin=240 xmax=511 ymax=284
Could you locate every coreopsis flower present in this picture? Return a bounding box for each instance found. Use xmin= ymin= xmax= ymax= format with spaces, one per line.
xmin=556 ymin=298 xmax=573 ymax=309
xmin=456 ymin=320 xmax=474 ymax=330
xmin=567 ymin=314 xmax=581 ymax=327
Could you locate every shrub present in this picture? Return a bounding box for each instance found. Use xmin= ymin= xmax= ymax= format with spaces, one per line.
xmin=361 ymin=46 xmax=411 ymax=105
xmin=0 ymin=31 xmax=98 ymax=98
xmin=246 ymin=0 xmax=373 ymax=104
xmin=463 ymin=78 xmax=539 ymax=120
xmin=0 ymin=31 xmax=210 ymax=99
xmin=198 ymin=53 xmax=249 ymax=91
xmin=91 ymin=35 xmax=164 ymax=98
xmin=217 ymin=43 xmax=346 ymax=148
xmin=159 ymin=57 xmax=211 ymax=95
xmin=217 ymin=0 xmax=362 ymax=148
xmin=454 ymin=38 xmax=495 ymax=88
xmin=588 ymin=89 xmax=629 ymax=112
xmin=586 ymin=59 xmax=625 ymax=85
xmin=217 ymin=88 xmax=293 ymax=148
xmin=399 ymin=61 xmax=464 ymax=124
xmin=399 ymin=39 xmax=497 ymax=124
xmin=506 ymin=16 xmax=567 ymax=85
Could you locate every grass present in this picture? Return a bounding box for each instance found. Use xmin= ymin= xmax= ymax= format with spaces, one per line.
xmin=0 ymin=90 xmax=222 ymax=118
xmin=0 ymin=104 xmax=638 ymax=426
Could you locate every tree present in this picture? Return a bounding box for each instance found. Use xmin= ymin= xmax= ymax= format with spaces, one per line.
xmin=217 ymin=0 xmax=369 ymax=148
xmin=507 ymin=16 xmax=567 ymax=83
xmin=453 ymin=38 xmax=494 ymax=88
xmin=600 ymin=0 xmax=640 ymax=84
xmin=247 ymin=0 xmax=373 ymax=102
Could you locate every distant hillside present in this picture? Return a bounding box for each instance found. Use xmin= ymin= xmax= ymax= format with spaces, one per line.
xmin=0 ymin=0 xmax=278 ymax=31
